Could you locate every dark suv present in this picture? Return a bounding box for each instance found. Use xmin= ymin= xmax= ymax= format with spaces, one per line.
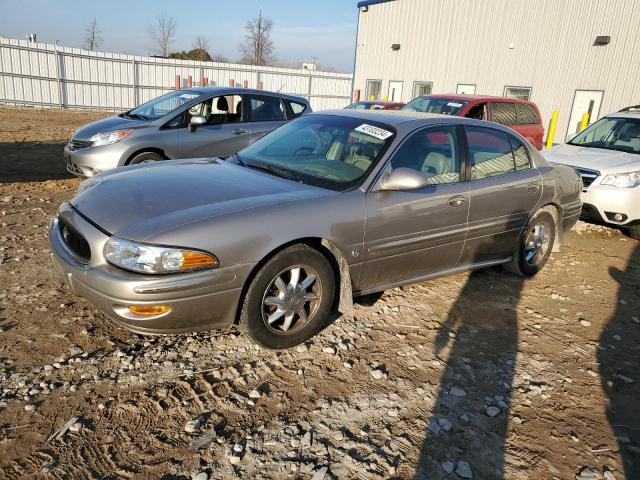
xmin=402 ymin=94 xmax=545 ymax=150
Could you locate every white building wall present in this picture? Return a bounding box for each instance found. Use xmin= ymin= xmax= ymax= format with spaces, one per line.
xmin=353 ymin=0 xmax=640 ymax=139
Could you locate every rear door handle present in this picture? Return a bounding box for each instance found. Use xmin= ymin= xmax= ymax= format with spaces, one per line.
xmin=232 ymin=128 xmax=248 ymax=135
xmin=448 ymin=196 xmax=466 ymax=207
xmin=527 ymin=183 xmax=541 ymax=192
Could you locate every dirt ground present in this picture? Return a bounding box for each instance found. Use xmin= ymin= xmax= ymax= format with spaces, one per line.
xmin=0 ymin=106 xmax=638 ymax=480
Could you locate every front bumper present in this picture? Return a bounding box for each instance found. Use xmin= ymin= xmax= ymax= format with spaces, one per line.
xmin=48 ymin=203 xmax=253 ymax=334
xmin=64 ymin=144 xmax=125 ymax=178
xmin=581 ymin=184 xmax=640 ymax=226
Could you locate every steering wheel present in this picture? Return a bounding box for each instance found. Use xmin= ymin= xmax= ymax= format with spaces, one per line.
xmin=294 ymin=146 xmax=315 ymax=155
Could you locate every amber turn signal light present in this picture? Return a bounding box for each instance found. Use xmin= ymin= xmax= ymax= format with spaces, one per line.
xmin=128 ymin=305 xmax=172 ymax=316
xmin=180 ymin=251 xmax=218 ymax=270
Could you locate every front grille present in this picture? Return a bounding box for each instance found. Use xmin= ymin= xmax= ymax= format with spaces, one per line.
xmin=58 ymin=217 xmax=91 ymax=263
xmin=67 ymin=139 xmax=93 ymax=151
xmin=575 ymin=167 xmax=600 ymax=189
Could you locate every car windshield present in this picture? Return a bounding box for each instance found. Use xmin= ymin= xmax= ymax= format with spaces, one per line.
xmin=233 ymin=114 xmax=396 ymax=191
xmin=124 ymin=90 xmax=204 ymax=120
xmin=402 ymin=97 xmax=469 ymax=115
xmin=568 ymin=116 xmax=640 ymax=154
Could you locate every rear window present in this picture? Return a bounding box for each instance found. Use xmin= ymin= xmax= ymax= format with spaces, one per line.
xmin=402 ymin=97 xmax=469 ymax=115
xmin=491 ymin=103 xmax=518 ymax=126
xmin=516 ymin=103 xmax=539 ymax=125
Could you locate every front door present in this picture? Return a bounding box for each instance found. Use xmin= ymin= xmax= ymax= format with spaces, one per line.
xmin=388 ymin=81 xmax=403 ymax=102
xmin=246 ymin=94 xmax=289 ymax=145
xmin=361 ymin=126 xmax=469 ymax=293
xmin=178 ymin=94 xmax=252 ymax=158
xmin=567 ymin=90 xmax=604 ymax=139
xmin=461 ymin=126 xmax=542 ymax=264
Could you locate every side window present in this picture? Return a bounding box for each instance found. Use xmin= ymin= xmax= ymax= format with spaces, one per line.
xmin=249 ymin=96 xmax=286 ymax=122
xmin=466 ymin=103 xmax=487 ymax=120
xmin=491 ymin=102 xmax=517 ymax=126
xmin=516 ymin=103 xmax=539 ymax=125
xmin=466 ymin=127 xmax=516 ymax=180
xmin=509 ymin=135 xmax=532 ymax=170
xmin=287 ymin=101 xmax=308 ymax=118
xmin=390 ymin=126 xmax=461 ymax=185
xmin=188 ymin=95 xmax=243 ymax=125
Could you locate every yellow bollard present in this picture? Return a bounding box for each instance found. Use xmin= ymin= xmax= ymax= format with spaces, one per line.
xmin=580 ymin=112 xmax=590 ymax=132
xmin=545 ymin=110 xmax=559 ymax=148
xmin=370 ymin=95 xmax=375 ymax=101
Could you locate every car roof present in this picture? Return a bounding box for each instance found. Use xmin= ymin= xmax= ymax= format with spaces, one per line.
xmin=355 ymin=101 xmax=404 ymax=105
xmin=179 ymin=86 xmax=309 ymax=103
xmin=417 ymin=93 xmax=533 ymax=104
xmin=309 ymin=108 xmax=487 ymax=127
xmin=607 ymin=111 xmax=640 ymax=119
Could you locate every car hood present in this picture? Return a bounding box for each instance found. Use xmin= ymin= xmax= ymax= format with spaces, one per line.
xmin=70 ymin=159 xmax=332 ymax=241
xmin=72 ymin=115 xmax=149 ymax=140
xmin=543 ymin=143 xmax=640 ymax=173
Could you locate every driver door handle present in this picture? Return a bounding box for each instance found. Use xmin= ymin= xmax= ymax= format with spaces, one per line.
xmin=448 ymin=196 xmax=466 ymax=207
xmin=232 ymin=128 xmax=248 ymax=135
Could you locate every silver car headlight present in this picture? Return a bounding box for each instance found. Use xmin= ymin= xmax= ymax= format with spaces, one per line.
xmin=89 ymin=129 xmax=134 ymax=147
xmin=600 ymin=170 xmax=640 ymax=188
xmin=104 ymin=237 xmax=218 ymax=274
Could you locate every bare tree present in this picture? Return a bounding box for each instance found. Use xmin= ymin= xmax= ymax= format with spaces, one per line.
xmin=193 ymin=35 xmax=209 ymax=52
xmin=239 ymin=10 xmax=274 ymax=66
xmin=147 ymin=13 xmax=176 ymax=57
xmin=84 ymin=18 xmax=102 ymax=51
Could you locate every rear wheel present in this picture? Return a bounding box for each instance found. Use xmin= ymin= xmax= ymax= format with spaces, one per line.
xmin=239 ymin=244 xmax=335 ymax=349
xmin=505 ymin=210 xmax=556 ymax=277
xmin=625 ymin=223 xmax=640 ymax=241
xmin=128 ymin=151 xmax=163 ymax=165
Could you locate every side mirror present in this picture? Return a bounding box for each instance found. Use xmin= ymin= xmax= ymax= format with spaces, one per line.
xmin=377 ymin=168 xmax=428 ymax=191
xmin=188 ymin=115 xmax=207 ymax=132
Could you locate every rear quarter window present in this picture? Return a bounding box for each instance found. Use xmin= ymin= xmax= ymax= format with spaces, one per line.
xmin=516 ymin=104 xmax=540 ymax=125
xmin=288 ymin=101 xmax=308 ymax=118
xmin=491 ymin=102 xmax=518 ymax=126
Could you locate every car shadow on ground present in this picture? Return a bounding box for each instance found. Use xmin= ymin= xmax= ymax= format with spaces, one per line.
xmin=0 ymin=142 xmax=72 ymax=183
xmin=414 ymin=266 xmax=524 ymax=479
xmin=598 ymin=243 xmax=640 ymax=478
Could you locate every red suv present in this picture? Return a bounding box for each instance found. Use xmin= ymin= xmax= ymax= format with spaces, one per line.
xmin=401 ymin=94 xmax=545 ymax=150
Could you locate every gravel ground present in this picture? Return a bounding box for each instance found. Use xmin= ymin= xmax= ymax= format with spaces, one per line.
xmin=0 ymin=107 xmax=638 ymax=480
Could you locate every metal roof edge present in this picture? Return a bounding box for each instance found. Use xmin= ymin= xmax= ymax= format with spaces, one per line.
xmin=357 ymin=0 xmax=396 ymax=8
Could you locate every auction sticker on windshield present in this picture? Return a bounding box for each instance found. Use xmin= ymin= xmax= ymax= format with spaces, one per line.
xmin=355 ymin=124 xmax=394 ymax=141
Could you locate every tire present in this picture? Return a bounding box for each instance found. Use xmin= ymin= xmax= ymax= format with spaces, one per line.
xmin=238 ymin=244 xmax=336 ymax=349
xmin=625 ymin=223 xmax=640 ymax=241
xmin=128 ymin=151 xmax=163 ymax=165
xmin=505 ymin=210 xmax=556 ymax=277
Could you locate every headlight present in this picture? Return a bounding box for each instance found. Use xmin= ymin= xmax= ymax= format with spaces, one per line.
xmin=104 ymin=237 xmax=218 ymax=274
xmin=89 ymin=129 xmax=133 ymax=147
xmin=600 ymin=171 xmax=640 ymax=188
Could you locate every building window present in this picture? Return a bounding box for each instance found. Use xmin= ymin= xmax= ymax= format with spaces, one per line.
xmin=365 ymin=79 xmax=382 ymax=101
xmin=504 ymin=86 xmax=532 ymax=100
xmin=412 ymin=81 xmax=433 ymax=99
xmin=457 ymin=84 xmax=476 ymax=95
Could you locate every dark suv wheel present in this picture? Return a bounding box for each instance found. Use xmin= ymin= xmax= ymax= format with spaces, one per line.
xmin=505 ymin=209 xmax=556 ymax=277
xmin=239 ymin=244 xmax=335 ymax=349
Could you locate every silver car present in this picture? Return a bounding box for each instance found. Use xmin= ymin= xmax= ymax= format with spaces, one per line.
xmin=64 ymin=87 xmax=311 ymax=177
xmin=50 ymin=110 xmax=582 ymax=349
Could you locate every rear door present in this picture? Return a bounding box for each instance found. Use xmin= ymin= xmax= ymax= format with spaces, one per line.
xmin=177 ymin=94 xmax=251 ymax=158
xmin=246 ymin=94 xmax=289 ymax=145
xmin=360 ymin=125 xmax=469 ymax=292
xmin=460 ymin=126 xmax=542 ymax=264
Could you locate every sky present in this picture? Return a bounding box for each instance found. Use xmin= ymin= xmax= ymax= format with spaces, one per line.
xmin=0 ymin=0 xmax=359 ymax=71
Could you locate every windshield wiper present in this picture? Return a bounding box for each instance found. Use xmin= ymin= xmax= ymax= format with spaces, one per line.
xmin=126 ymin=113 xmax=148 ymax=120
xmin=245 ymin=161 xmax=298 ymax=181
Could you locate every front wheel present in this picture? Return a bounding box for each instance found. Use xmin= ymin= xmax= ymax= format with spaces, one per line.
xmin=239 ymin=244 xmax=335 ymax=349
xmin=505 ymin=210 xmax=556 ymax=277
xmin=128 ymin=151 xmax=163 ymax=165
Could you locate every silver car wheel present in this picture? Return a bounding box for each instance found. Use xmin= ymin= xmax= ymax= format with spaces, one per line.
xmin=524 ymin=223 xmax=550 ymax=266
xmin=261 ymin=265 xmax=321 ymax=334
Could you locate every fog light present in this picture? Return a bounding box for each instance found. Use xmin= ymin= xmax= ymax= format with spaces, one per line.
xmin=614 ymin=213 xmax=623 ymax=221
xmin=128 ymin=305 xmax=172 ymax=316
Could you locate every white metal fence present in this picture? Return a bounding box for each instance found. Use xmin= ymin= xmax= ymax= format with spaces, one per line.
xmin=0 ymin=37 xmax=353 ymax=112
